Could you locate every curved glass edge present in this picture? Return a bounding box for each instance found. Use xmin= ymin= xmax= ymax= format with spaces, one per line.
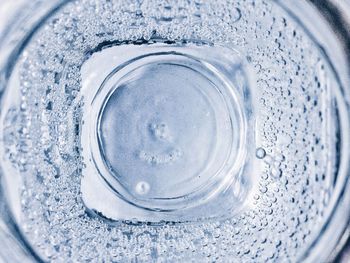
xmin=276 ymin=0 xmax=350 ymax=262
xmin=0 ymin=0 xmax=349 ymax=262
xmin=0 ymin=1 xmax=70 ymax=262
xmin=0 ymin=169 xmax=38 ymax=262
xmin=0 ymin=0 xmax=69 ymax=91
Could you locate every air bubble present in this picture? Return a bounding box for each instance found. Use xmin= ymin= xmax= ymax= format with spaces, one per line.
xmin=256 ymin=147 xmax=266 ymax=159
xmin=271 ymin=167 xmax=282 ymax=179
xmin=0 ymin=0 xmax=341 ymax=262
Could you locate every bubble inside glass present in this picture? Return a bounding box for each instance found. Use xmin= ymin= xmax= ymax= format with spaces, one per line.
xmin=0 ymin=0 xmax=349 ymax=262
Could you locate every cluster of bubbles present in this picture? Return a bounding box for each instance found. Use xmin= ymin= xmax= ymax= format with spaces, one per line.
xmin=1 ymin=0 xmax=339 ymax=261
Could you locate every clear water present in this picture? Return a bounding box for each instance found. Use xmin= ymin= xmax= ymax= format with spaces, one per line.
xmin=80 ymin=43 xmax=253 ymax=222
xmin=0 ymin=0 xmax=343 ymax=262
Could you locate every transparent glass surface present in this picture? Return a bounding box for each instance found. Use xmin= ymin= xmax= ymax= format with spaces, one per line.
xmin=0 ymin=0 xmax=349 ymax=262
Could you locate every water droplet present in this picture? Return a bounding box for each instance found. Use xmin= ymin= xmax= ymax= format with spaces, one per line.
xmin=256 ymin=147 xmax=266 ymax=159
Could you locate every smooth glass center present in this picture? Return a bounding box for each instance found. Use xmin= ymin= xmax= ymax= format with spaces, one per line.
xmin=99 ymin=62 xmax=233 ymax=200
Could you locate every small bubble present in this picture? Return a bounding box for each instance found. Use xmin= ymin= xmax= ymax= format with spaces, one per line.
xmin=271 ymin=167 xmax=282 ymax=178
xmin=232 ymin=7 xmax=242 ymax=23
xmin=273 ymin=161 xmax=281 ymax=168
xmin=135 ymin=181 xmax=150 ymax=195
xmin=263 ymin=155 xmax=273 ymax=165
xmin=259 ymin=186 xmax=268 ymax=194
xmin=256 ymin=147 xmax=266 ymax=159
xmin=275 ymin=153 xmax=285 ymax=162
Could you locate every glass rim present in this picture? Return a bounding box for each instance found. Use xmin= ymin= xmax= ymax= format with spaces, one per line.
xmin=0 ymin=0 xmax=349 ymax=262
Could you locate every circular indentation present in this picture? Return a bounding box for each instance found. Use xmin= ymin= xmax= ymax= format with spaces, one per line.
xmin=92 ymin=49 xmax=247 ymax=211
xmin=99 ymin=62 xmax=225 ymax=199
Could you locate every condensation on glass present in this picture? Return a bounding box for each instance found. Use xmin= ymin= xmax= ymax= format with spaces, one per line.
xmin=0 ymin=0 xmax=349 ymax=262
